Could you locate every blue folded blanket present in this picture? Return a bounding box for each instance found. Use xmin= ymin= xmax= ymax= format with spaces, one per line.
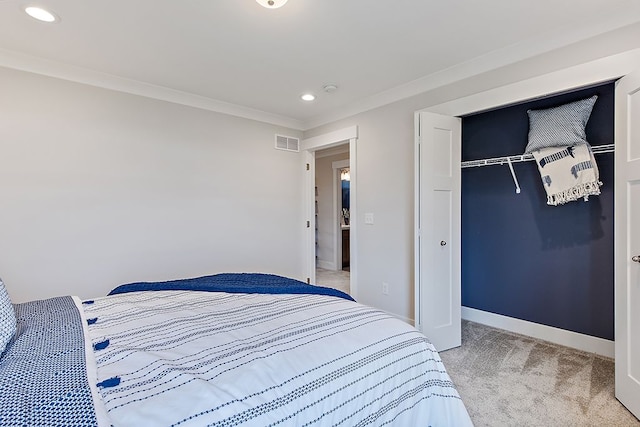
xmin=108 ymin=273 xmax=355 ymax=302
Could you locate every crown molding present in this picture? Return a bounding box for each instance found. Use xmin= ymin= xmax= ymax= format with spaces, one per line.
xmin=302 ymin=19 xmax=640 ymax=130
xmin=2 ymin=15 xmax=639 ymax=133
xmin=0 ymin=47 xmax=306 ymax=131
xmin=425 ymin=48 xmax=640 ymax=118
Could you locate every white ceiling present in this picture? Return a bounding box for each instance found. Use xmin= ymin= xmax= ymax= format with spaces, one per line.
xmin=2 ymin=0 xmax=640 ymax=130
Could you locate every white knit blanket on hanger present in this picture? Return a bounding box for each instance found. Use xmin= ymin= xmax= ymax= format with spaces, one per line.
xmin=532 ymin=143 xmax=602 ymax=206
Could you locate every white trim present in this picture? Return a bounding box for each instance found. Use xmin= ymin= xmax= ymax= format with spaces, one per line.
xmin=304 ymin=150 xmax=317 ymax=285
xmin=332 ymin=159 xmax=350 ymax=169
xmin=315 ymin=145 xmax=349 ymax=159
xmin=332 ymin=167 xmax=341 ymax=272
xmin=4 ymin=25 xmax=639 ymax=132
xmin=316 ymin=260 xmax=336 ymax=270
xmin=303 ymin=25 xmax=640 ymax=130
xmin=347 ymin=137 xmax=358 ymax=300
xmin=332 ymin=159 xmax=350 ymax=272
xmin=425 ymin=49 xmax=640 ymax=117
xmin=379 ymin=308 xmax=413 ymax=327
xmin=301 ymin=126 xmax=358 ymax=151
xmin=392 ymin=313 xmax=414 ymax=326
xmin=0 ymin=48 xmax=305 ymax=130
xmin=413 ymin=112 xmax=421 ymax=329
xmin=462 ymin=307 xmax=614 ymax=358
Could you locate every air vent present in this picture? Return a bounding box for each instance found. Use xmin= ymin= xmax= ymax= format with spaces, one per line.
xmin=275 ymin=134 xmax=299 ymax=152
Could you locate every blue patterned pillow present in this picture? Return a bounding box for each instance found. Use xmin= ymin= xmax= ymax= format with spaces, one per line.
xmin=525 ymin=95 xmax=597 ymax=153
xmin=0 ymin=278 xmax=17 ymax=354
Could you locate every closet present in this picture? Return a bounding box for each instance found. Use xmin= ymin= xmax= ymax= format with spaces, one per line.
xmin=460 ymin=82 xmax=615 ymax=341
xmin=415 ymin=75 xmax=640 ymax=418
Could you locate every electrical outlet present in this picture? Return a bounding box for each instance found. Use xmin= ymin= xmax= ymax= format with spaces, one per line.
xmin=382 ymin=282 xmax=389 ymax=295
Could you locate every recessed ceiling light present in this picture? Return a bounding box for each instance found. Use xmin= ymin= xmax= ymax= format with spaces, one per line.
xmin=301 ymin=93 xmax=316 ymax=102
xmin=256 ymin=0 xmax=288 ymax=9
xmin=25 ymin=6 xmax=58 ymax=23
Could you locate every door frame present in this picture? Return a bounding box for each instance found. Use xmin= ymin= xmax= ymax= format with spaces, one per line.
xmin=333 ymin=159 xmax=350 ymax=271
xmin=302 ymin=126 xmax=358 ymax=298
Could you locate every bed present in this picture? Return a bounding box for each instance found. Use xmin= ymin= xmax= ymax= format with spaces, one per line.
xmin=0 ymin=273 xmax=472 ymax=426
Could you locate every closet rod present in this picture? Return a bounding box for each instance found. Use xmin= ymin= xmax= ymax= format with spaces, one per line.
xmin=461 ymin=143 xmax=615 ymax=169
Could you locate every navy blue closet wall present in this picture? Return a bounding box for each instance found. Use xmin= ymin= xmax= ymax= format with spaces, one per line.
xmin=461 ymin=82 xmax=615 ymax=340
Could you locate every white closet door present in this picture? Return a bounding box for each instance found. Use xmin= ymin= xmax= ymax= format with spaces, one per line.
xmin=615 ymin=68 xmax=640 ymax=419
xmin=415 ymin=112 xmax=461 ymax=351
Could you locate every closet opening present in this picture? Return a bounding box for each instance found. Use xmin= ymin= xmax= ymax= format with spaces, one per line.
xmin=459 ymin=81 xmax=616 ymax=344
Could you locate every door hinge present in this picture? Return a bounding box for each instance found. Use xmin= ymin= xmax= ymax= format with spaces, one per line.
xmin=306 ymin=163 xmax=310 ymax=171
xmin=306 ymin=220 xmax=310 ymax=228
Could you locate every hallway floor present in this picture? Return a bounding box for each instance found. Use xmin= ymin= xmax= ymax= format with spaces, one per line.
xmin=316 ymin=268 xmax=350 ymax=295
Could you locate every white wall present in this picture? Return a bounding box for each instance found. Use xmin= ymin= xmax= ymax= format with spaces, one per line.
xmin=303 ymin=23 xmax=640 ymax=323
xmin=315 ymin=152 xmax=348 ymax=269
xmin=3 ymin=22 xmax=639 ymax=318
xmin=0 ymin=66 xmax=304 ymax=302
xmin=308 ymin=104 xmax=417 ymax=322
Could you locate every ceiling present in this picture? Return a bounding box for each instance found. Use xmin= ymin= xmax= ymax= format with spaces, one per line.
xmin=2 ymin=0 xmax=640 ymax=130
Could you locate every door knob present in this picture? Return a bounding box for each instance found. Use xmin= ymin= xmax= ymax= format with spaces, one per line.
xmin=440 ymin=240 xmax=447 ymax=246
xmin=633 ymin=255 xmax=640 ymax=263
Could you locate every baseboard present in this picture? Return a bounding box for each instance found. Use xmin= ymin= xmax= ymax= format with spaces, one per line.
xmin=395 ymin=314 xmax=414 ymax=326
xmin=461 ymin=307 xmax=614 ymax=358
xmin=382 ymin=309 xmax=413 ymax=326
xmin=317 ymin=260 xmax=336 ymax=270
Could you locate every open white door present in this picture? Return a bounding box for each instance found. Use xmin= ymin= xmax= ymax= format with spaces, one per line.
xmin=615 ymin=69 xmax=640 ymax=419
xmin=415 ymin=112 xmax=461 ymax=351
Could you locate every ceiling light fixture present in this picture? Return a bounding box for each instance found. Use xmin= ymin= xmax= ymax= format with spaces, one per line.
xmin=256 ymin=0 xmax=288 ymax=9
xmin=301 ymin=93 xmax=316 ymax=102
xmin=24 ymin=6 xmax=58 ymax=23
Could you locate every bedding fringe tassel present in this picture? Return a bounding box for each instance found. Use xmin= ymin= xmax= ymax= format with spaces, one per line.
xmin=97 ymin=377 xmax=121 ymax=388
xmin=93 ymin=339 xmax=110 ymax=351
xmin=547 ymin=181 xmax=602 ymax=206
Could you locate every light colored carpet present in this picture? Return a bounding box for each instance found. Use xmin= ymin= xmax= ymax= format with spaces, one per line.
xmin=440 ymin=320 xmax=639 ymax=427
xmin=315 ymin=267 xmax=350 ymax=295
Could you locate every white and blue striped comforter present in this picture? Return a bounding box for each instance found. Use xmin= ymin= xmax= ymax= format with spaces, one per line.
xmin=83 ymin=290 xmax=472 ymax=426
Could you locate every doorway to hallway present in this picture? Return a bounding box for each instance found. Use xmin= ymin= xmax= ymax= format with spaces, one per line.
xmin=301 ymin=126 xmax=358 ymax=299
xmin=314 ymin=144 xmax=350 ymax=295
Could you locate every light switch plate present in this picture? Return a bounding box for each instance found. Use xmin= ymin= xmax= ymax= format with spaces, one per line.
xmin=364 ymin=213 xmax=374 ymax=224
